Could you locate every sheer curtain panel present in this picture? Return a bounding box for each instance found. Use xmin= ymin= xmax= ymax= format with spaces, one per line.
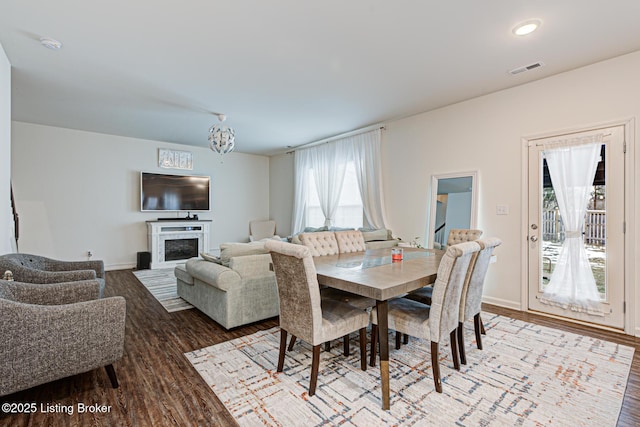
xmin=540 ymin=134 xmax=603 ymax=315
xmin=349 ymin=130 xmax=387 ymax=230
xmin=292 ymin=149 xmax=310 ymax=234
xmin=309 ymin=142 xmax=350 ymax=227
xmin=291 ymin=128 xmax=387 ymax=234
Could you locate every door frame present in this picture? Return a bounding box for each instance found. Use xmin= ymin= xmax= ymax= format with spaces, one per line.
xmin=520 ymin=118 xmax=636 ymax=335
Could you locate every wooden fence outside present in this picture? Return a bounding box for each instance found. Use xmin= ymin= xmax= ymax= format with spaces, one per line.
xmin=542 ymin=209 xmax=606 ymax=245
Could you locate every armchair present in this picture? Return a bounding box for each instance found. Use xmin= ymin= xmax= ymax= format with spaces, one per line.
xmin=249 ymin=220 xmax=277 ymax=241
xmin=0 ymin=253 xmax=105 ymax=297
xmin=0 ymin=279 xmax=126 ymax=396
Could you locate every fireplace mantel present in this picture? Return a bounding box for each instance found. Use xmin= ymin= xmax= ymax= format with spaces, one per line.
xmin=146 ymin=220 xmax=211 ymax=269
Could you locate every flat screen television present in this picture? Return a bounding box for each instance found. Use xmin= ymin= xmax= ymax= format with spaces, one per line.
xmin=140 ymin=172 xmax=211 ymax=212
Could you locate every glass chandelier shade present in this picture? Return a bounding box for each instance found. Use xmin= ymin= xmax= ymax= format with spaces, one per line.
xmin=208 ymin=114 xmax=235 ymax=154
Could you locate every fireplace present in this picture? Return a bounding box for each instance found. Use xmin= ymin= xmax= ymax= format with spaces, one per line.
xmin=165 ymin=238 xmax=198 ymax=261
xmin=147 ymin=220 xmax=211 ymax=269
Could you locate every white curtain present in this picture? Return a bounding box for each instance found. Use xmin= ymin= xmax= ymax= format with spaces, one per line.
xmin=291 ymin=139 xmax=350 ymax=231
xmin=309 ymin=142 xmax=350 ymax=227
xmin=291 ymin=149 xmax=310 ymax=234
xmin=348 ymin=130 xmax=387 ymax=229
xmin=540 ymin=134 xmax=603 ymax=315
xmin=291 ymin=128 xmax=387 ymax=234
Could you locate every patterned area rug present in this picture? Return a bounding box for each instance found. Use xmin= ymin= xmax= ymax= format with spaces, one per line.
xmin=185 ymin=313 xmax=634 ymax=426
xmin=133 ymin=268 xmax=193 ymax=312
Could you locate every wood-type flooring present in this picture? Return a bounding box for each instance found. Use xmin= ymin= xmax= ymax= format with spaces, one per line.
xmin=1 ymin=269 xmax=638 ymax=426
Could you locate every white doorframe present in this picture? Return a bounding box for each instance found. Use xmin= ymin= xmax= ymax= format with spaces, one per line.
xmin=520 ymin=118 xmax=636 ymax=336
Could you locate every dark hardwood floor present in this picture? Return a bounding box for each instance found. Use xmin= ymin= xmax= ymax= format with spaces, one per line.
xmin=1 ymin=270 xmax=638 ymax=426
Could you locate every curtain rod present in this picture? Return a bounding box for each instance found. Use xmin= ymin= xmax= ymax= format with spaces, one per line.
xmin=534 ymin=131 xmax=611 ymax=147
xmin=286 ymin=123 xmax=386 ymax=154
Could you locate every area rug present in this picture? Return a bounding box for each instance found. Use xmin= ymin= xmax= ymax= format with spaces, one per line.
xmin=185 ymin=313 xmax=634 ymax=426
xmin=133 ymin=268 xmax=193 ymax=312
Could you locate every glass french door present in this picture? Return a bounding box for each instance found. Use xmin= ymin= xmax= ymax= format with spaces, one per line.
xmin=527 ymin=126 xmax=625 ymax=329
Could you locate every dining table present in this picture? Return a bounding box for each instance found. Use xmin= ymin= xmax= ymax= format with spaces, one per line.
xmin=313 ymin=246 xmax=442 ymax=410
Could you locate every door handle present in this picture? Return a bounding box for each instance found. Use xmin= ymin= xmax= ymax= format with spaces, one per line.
xmin=530 ymin=235 xmax=538 ymax=242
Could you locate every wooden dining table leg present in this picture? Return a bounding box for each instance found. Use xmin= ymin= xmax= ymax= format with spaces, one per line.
xmin=376 ymin=300 xmax=390 ymax=410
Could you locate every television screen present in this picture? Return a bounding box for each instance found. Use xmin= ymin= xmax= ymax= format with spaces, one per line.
xmin=140 ymin=172 xmax=210 ymax=211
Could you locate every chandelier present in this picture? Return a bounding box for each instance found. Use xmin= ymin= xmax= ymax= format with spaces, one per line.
xmin=208 ymin=114 xmax=235 ymax=154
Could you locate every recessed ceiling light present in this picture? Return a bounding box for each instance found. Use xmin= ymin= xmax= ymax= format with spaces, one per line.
xmin=40 ymin=37 xmax=63 ymax=50
xmin=512 ymin=19 xmax=541 ymax=36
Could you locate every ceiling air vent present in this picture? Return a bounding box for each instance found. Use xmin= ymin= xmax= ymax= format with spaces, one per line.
xmin=509 ymin=61 xmax=545 ymax=75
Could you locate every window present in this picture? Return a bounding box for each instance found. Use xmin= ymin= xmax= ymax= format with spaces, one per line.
xmin=305 ymin=162 xmax=363 ymax=229
xmin=291 ymin=128 xmax=385 ymax=234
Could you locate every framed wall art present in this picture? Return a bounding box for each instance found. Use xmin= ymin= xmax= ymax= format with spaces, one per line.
xmin=158 ymin=148 xmax=193 ymax=170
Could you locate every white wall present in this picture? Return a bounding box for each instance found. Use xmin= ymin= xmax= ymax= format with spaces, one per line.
xmin=0 ymin=43 xmax=11 ymax=255
xmin=11 ymin=123 xmax=270 ymax=269
xmin=269 ymin=152 xmax=294 ymax=237
xmin=271 ymin=50 xmax=640 ymax=335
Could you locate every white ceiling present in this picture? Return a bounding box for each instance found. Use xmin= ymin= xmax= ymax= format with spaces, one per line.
xmin=2 ymin=1 xmax=640 ymax=156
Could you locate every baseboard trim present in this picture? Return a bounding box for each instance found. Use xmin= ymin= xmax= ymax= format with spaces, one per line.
xmin=106 ymin=263 xmax=136 ymax=271
xmin=482 ymin=296 xmax=521 ymax=311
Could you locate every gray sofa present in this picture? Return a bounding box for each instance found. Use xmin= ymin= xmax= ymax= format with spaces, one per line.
xmin=175 ymin=242 xmax=279 ymax=330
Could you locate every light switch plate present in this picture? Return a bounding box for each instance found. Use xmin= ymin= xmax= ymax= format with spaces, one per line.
xmin=496 ymin=204 xmax=509 ymax=215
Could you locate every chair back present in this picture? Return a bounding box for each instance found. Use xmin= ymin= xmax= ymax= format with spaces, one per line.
xmin=429 ymin=241 xmax=480 ymax=342
xmin=0 ymin=254 xmax=47 ymax=283
xmin=298 ymin=231 xmax=339 ymax=257
xmin=459 ymin=237 xmax=502 ymax=322
xmin=249 ymin=220 xmax=276 ymax=241
xmin=335 ymin=230 xmax=366 ymax=253
xmin=446 ymin=229 xmax=483 ymax=247
xmin=0 ymin=253 xmax=46 ymax=271
xmin=265 ymin=240 xmax=324 ymax=344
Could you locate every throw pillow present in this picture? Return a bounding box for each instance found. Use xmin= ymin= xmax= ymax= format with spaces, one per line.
xmin=219 ymin=242 xmax=269 ymax=266
xmin=200 ymin=252 xmax=222 ymax=264
xmin=303 ymin=226 xmax=329 ymax=232
xmin=361 ymin=228 xmax=389 ymax=242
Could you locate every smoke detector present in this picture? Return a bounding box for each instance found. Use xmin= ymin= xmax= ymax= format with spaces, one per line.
xmin=40 ymin=37 xmax=63 ymax=50
xmin=509 ymin=61 xmax=545 ymax=75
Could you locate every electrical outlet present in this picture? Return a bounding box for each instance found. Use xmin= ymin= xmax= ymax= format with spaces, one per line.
xmin=87 ymin=250 xmax=93 ymax=258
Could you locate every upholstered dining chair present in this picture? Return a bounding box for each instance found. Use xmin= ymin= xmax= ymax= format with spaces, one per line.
xmin=334 ymin=230 xmax=367 ymax=253
xmin=0 ymin=278 xmax=126 ymax=396
xmin=404 ymin=228 xmax=482 ymax=306
xmin=297 ymin=230 xmax=376 ymax=356
xmin=447 ymin=228 xmax=483 ymax=247
xmin=405 ymin=237 xmax=501 ymax=364
xmin=369 ymin=241 xmax=481 ymax=393
xmin=0 ymin=253 xmax=106 ymax=297
xmin=297 ymin=231 xmax=340 ymax=256
xmin=453 ymin=237 xmax=502 ymax=364
xmin=265 ymin=240 xmax=370 ymax=397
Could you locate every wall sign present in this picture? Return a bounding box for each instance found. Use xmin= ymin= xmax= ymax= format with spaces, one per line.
xmin=159 ymin=149 xmax=193 ymax=170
